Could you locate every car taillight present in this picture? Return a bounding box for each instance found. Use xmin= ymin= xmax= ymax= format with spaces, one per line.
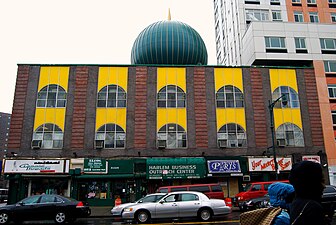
xmin=76 ymin=201 xmax=84 ymax=208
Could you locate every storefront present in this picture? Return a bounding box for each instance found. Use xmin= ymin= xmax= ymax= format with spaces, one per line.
xmin=4 ymin=159 xmax=70 ymax=204
xmin=71 ymin=158 xmax=146 ymax=206
xmin=206 ymin=159 xmax=244 ymax=198
xmin=146 ymin=157 xmax=207 ymax=192
xmin=248 ymin=157 xmax=292 ymax=181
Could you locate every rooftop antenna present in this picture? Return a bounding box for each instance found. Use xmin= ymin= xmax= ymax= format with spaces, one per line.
xmin=168 ymin=8 xmax=171 ymax=21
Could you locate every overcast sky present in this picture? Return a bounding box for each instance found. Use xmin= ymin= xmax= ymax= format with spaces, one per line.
xmin=0 ymin=0 xmax=216 ymax=114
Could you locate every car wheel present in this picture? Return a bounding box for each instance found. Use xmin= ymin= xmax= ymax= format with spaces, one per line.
xmin=136 ymin=210 xmax=150 ymax=223
xmin=55 ymin=211 xmax=66 ymax=224
xmin=198 ymin=208 xmax=212 ymax=221
xmin=0 ymin=212 xmax=9 ymax=224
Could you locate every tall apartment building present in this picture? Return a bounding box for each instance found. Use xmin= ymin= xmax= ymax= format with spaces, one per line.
xmin=213 ymin=0 xmax=336 ymax=183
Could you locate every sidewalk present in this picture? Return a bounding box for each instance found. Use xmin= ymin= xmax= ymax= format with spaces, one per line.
xmin=90 ymin=206 xmax=113 ymax=217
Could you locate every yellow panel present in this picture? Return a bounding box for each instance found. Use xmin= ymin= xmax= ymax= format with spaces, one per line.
xmin=274 ymin=108 xmax=302 ymax=129
xmin=214 ymin=68 xmax=243 ymax=93
xmin=97 ymin=67 xmax=128 ymax=92
xmin=216 ymin=108 xmax=246 ymax=131
xmin=157 ymin=108 xmax=187 ymax=131
xmin=270 ymin=69 xmax=298 ymax=92
xmin=38 ymin=67 xmax=69 ymax=91
xmin=34 ymin=108 xmax=66 ymax=130
xmin=95 ymin=108 xmax=127 ymax=131
xmin=157 ymin=68 xmax=186 ymax=92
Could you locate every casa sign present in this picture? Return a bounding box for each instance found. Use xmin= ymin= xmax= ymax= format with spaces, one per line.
xmin=4 ymin=159 xmax=69 ymax=173
xmin=248 ymin=157 xmax=292 ymax=172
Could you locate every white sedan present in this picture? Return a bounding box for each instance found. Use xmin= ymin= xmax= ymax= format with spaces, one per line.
xmin=111 ymin=193 xmax=166 ymax=216
xmin=122 ymin=191 xmax=231 ymax=223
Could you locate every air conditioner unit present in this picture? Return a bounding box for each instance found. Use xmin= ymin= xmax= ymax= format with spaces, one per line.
xmin=95 ymin=140 xmax=104 ymax=149
xmin=218 ymin=140 xmax=228 ymax=148
xmin=157 ymin=140 xmax=166 ymax=149
xmin=277 ymin=139 xmax=287 ymax=147
xmin=31 ymin=140 xmax=42 ymax=149
xmin=243 ymin=175 xmax=251 ymax=182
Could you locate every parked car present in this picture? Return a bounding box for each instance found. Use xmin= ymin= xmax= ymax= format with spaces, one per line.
xmin=111 ymin=193 xmax=166 ymax=216
xmin=0 ymin=194 xmax=91 ymax=224
xmin=233 ymin=180 xmax=289 ymax=210
xmin=122 ymin=191 xmax=231 ymax=223
xmin=157 ymin=183 xmax=224 ymax=199
xmin=241 ymin=193 xmax=271 ymax=211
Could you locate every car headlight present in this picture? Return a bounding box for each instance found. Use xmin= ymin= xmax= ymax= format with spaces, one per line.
xmin=124 ymin=208 xmax=133 ymax=212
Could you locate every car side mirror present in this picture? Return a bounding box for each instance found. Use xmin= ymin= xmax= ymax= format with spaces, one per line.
xmin=17 ymin=202 xmax=24 ymax=206
xmin=138 ymin=200 xmax=143 ymax=203
xmin=159 ymin=200 xmax=164 ymax=204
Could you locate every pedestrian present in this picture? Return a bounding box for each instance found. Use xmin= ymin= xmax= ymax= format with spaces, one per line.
xmin=289 ymin=160 xmax=328 ymax=225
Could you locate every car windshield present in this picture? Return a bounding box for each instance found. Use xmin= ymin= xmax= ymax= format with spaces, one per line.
xmin=244 ymin=184 xmax=252 ymax=192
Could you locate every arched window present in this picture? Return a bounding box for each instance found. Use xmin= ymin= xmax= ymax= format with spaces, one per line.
xmin=157 ymin=85 xmax=186 ymax=108
xmin=32 ymin=123 xmax=63 ymax=149
xmin=95 ymin=123 xmax=125 ymax=148
xmin=157 ymin=123 xmax=187 ymax=148
xmin=216 ymin=85 xmax=244 ymax=108
xmin=36 ymin=84 xmax=67 ymax=108
xmin=97 ymin=85 xmax=127 ymax=108
xmin=217 ymin=123 xmax=247 ymax=148
xmin=276 ymin=123 xmax=304 ymax=147
xmin=272 ymin=86 xmax=300 ymax=108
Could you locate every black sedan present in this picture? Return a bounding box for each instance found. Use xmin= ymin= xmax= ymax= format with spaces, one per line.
xmin=241 ymin=193 xmax=270 ymax=211
xmin=0 ymin=194 xmax=91 ymax=224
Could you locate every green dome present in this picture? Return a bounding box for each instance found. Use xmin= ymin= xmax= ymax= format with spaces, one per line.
xmin=131 ymin=20 xmax=208 ymax=65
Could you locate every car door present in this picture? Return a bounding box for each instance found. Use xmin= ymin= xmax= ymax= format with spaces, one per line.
xmin=38 ymin=195 xmax=58 ymax=220
xmin=155 ymin=194 xmax=179 ymax=219
xmin=13 ymin=195 xmax=41 ymax=221
xmin=177 ymin=193 xmax=200 ymax=218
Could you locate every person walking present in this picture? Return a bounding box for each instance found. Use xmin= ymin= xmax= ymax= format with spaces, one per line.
xmin=289 ymin=160 xmax=328 ymax=225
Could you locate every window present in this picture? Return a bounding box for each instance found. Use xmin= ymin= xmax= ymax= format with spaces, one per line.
xmin=325 ymin=61 xmax=336 ymax=73
xmin=211 ymin=185 xmax=223 ymax=192
xmin=328 ymin=85 xmax=336 ymax=98
xmin=329 ymin=0 xmax=336 ymax=3
xmin=309 ymin=12 xmax=319 ymax=22
xmin=295 ymin=37 xmax=307 ymax=53
xmin=216 ymin=85 xmax=244 ymax=108
xmin=157 ymin=123 xmax=187 ymax=149
xmin=270 ymin=0 xmax=280 ymax=5
xmin=276 ymin=123 xmax=304 ymax=147
xmin=97 ymin=85 xmax=126 ymax=108
xmin=181 ymin=194 xmax=199 ymax=201
xmin=307 ymin=0 xmax=316 ymax=4
xmin=189 ymin=186 xmax=210 ymax=193
xmin=320 ymin=38 xmax=336 ymax=53
xmin=21 ymin=196 xmax=40 ymax=205
xmin=32 ymin=123 xmax=63 ymax=149
xmin=252 ymin=184 xmax=262 ymax=191
xmin=265 ymin=37 xmax=287 ymax=52
xmin=171 ymin=187 xmax=187 ymax=192
xmin=157 ymin=85 xmax=186 ymax=108
xmin=331 ymin=13 xmax=336 ymax=22
xmin=272 ymin=10 xmax=282 ymax=21
xmin=332 ymin=111 xmax=336 ymax=126
xmin=218 ymin=123 xmax=247 ymax=148
xmin=245 ymin=9 xmax=269 ymax=21
xmin=40 ymin=195 xmax=56 ymax=203
xmin=294 ymin=11 xmax=304 ymax=22
xmin=95 ymin=123 xmax=125 ymax=149
xmin=272 ymin=86 xmax=300 ymax=108
xmin=292 ymin=0 xmax=301 ymax=2
xmin=36 ymin=84 xmax=67 ymax=108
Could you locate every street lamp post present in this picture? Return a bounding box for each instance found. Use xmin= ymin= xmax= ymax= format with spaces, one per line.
xmin=268 ymin=94 xmax=288 ymax=180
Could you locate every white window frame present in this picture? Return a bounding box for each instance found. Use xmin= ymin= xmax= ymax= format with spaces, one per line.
xmin=331 ymin=13 xmax=336 ymax=23
xmin=320 ymin=38 xmax=336 ymax=50
xmin=294 ymin=37 xmax=307 ymax=50
xmin=325 ymin=61 xmax=336 ymax=73
xmin=332 ymin=111 xmax=336 ymax=126
xmin=309 ymin=12 xmax=319 ymax=23
xmin=328 ymin=85 xmax=336 ymax=99
xmin=294 ymin=11 xmax=304 ymax=22
xmin=265 ymin=37 xmax=286 ymax=49
xmin=307 ymin=0 xmax=316 ymax=3
xmin=292 ymin=0 xmax=301 ymax=2
xmin=270 ymin=0 xmax=280 ymax=3
xmin=245 ymin=9 xmax=269 ymax=21
xmin=329 ymin=0 xmax=336 ymax=3
xmin=272 ymin=10 xmax=282 ymax=21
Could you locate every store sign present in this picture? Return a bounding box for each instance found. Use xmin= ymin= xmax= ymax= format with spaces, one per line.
xmin=207 ymin=160 xmax=241 ymax=173
xmin=4 ymin=159 xmax=69 ymax=173
xmin=108 ymin=160 xmax=134 ymax=174
xmin=302 ymin=155 xmax=320 ymax=164
xmin=248 ymin=157 xmax=292 ymax=172
xmin=147 ymin=158 xmax=206 ymax=179
xmin=83 ymin=159 xmax=107 ymax=173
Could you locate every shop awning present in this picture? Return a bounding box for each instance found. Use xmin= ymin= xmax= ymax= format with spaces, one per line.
xmin=146 ymin=157 xmax=206 ymax=179
xmin=75 ymin=173 xmax=144 ymax=179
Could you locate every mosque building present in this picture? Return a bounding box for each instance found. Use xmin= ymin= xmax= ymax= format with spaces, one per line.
xmin=4 ymin=13 xmax=326 ymax=206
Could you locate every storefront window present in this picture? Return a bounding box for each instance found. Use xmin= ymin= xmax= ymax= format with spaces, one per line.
xmin=31 ymin=178 xmax=68 ymax=196
xmin=87 ymin=181 xmax=109 ymax=199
